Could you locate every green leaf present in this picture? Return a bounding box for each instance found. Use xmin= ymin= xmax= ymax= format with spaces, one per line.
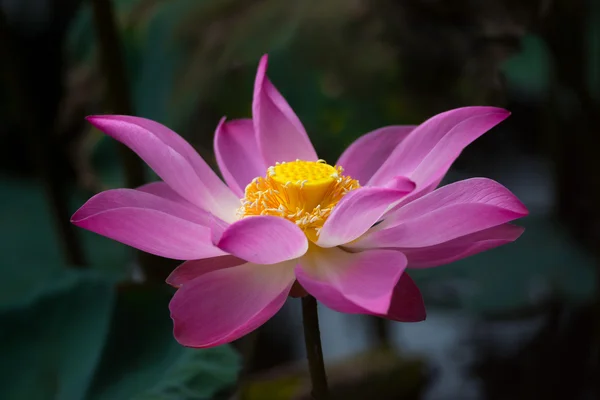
xmin=0 ymin=175 xmax=129 ymax=310
xmin=0 ymin=271 xmax=114 ymax=400
xmin=89 ymin=285 xmax=241 ymax=400
xmin=133 ymin=346 xmax=241 ymax=400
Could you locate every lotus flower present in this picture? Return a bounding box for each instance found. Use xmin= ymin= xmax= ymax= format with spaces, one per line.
xmin=72 ymin=54 xmax=527 ymax=348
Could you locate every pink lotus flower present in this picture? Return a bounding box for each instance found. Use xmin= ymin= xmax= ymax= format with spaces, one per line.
xmin=72 ymin=55 xmax=528 ymax=348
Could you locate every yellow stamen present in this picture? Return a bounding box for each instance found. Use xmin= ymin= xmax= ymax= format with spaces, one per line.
xmin=237 ymin=160 xmax=360 ymax=242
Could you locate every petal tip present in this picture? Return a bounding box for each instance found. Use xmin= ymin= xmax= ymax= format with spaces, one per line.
xmin=165 ymin=272 xmax=183 ymax=288
xmin=255 ymin=55 xmax=269 ymax=87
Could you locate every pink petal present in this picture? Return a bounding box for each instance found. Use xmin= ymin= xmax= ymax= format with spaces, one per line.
xmin=212 ymin=216 xmax=308 ymax=264
xmin=384 ymin=176 xmax=417 ymax=192
xmin=71 ymin=189 xmax=225 ymax=260
xmin=296 ymin=247 xmax=407 ymax=315
xmin=87 ymin=115 xmax=239 ymax=222
xmin=170 ymin=260 xmax=295 ymax=348
xmin=137 ymin=181 xmax=194 ymax=205
xmin=253 ymin=55 xmax=318 ymax=166
xmin=402 ymin=224 xmax=525 ymax=268
xmin=214 ymin=118 xmax=266 ymax=197
xmin=336 ymin=126 xmax=416 ymax=185
xmin=368 ymin=107 xmax=510 ymax=197
xmin=316 ymin=186 xmax=412 ymax=248
xmin=166 ymin=255 xmax=245 ymax=288
xmin=381 ymin=273 xmax=426 ymax=322
xmin=350 ymin=178 xmax=528 ymax=250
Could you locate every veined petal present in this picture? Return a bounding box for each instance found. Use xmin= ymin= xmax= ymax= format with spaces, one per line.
xmin=253 ymin=55 xmax=318 ymax=165
xmin=296 ymin=246 xmax=406 ymax=315
xmin=382 ymin=273 xmax=426 ymax=322
xmin=86 ymin=115 xmax=239 ymax=222
xmin=350 ymin=178 xmax=528 ymax=250
xmin=71 ymin=189 xmax=225 ymax=260
xmin=316 ymin=186 xmax=413 ymax=248
xmin=384 ymin=176 xmax=417 ymax=192
xmin=214 ymin=118 xmax=266 ymax=197
xmin=368 ymin=107 xmax=510 ymax=197
xmin=171 ymin=260 xmax=295 ymax=348
xmin=137 ymin=181 xmax=195 ymax=206
xmin=166 ymin=255 xmax=245 ymax=288
xmin=336 ymin=126 xmax=415 ymax=185
xmin=212 ymin=216 xmax=308 ymax=264
xmin=402 ymin=224 xmax=525 ymax=268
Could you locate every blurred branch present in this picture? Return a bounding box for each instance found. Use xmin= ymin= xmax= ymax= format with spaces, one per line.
xmin=90 ymin=0 xmax=146 ymax=188
xmin=90 ymin=0 xmax=175 ymax=283
xmin=0 ymin=8 xmax=87 ymax=267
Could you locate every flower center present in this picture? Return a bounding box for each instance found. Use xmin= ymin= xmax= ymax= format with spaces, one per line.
xmin=237 ymin=160 xmax=360 ymax=241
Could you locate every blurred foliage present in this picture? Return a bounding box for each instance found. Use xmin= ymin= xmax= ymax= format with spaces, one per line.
xmin=0 ymin=174 xmax=128 ymax=309
xmin=0 ymin=270 xmax=113 ymax=400
xmin=90 ymin=285 xmax=240 ymax=400
xmin=0 ymin=176 xmax=241 ymax=400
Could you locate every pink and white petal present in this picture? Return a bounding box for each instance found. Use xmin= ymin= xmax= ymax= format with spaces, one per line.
xmin=170 ymin=260 xmax=296 ymax=348
xmin=137 ymin=181 xmax=194 ymax=206
xmin=296 ymin=247 xmax=406 ymax=315
xmin=87 ymin=115 xmax=239 ymax=222
xmin=336 ymin=126 xmax=416 ymax=185
xmin=71 ymin=190 xmax=225 ymax=260
xmin=166 ymin=255 xmax=246 ymax=288
xmin=381 ymin=273 xmax=426 ymax=322
xmin=253 ymin=55 xmax=318 ymax=166
xmin=72 ymin=188 xmax=213 ymax=226
xmin=402 ymin=224 xmax=525 ymax=268
xmin=212 ymin=216 xmax=308 ymax=264
xmin=350 ymin=178 xmax=528 ymax=250
xmin=386 ymin=178 xmax=528 ymax=226
xmin=316 ymin=187 xmax=411 ymax=248
xmin=368 ymin=107 xmax=509 ymax=195
xmin=214 ymin=118 xmax=266 ymax=197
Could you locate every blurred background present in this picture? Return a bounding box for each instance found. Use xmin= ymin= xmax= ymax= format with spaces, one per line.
xmin=1 ymin=0 xmax=599 ymax=399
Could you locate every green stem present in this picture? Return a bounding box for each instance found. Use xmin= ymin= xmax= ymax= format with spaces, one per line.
xmin=302 ymin=295 xmax=329 ymax=399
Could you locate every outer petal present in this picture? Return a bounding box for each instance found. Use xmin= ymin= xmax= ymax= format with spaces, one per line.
xmin=212 ymin=216 xmax=308 ymax=264
xmin=71 ymin=189 xmax=225 ymax=260
xmin=336 ymin=126 xmax=416 ymax=185
xmin=87 ymin=115 xmax=239 ymax=222
xmin=316 ymin=186 xmax=413 ymax=248
xmin=350 ymin=178 xmax=528 ymax=250
xmin=296 ymin=247 xmax=406 ymax=315
xmin=253 ymin=55 xmax=318 ymax=165
xmin=214 ymin=118 xmax=266 ymax=197
xmin=171 ymin=260 xmax=296 ymax=348
xmin=402 ymin=224 xmax=525 ymax=268
xmin=381 ymin=273 xmax=426 ymax=322
xmin=137 ymin=181 xmax=193 ymax=205
xmin=166 ymin=255 xmax=245 ymax=288
xmin=368 ymin=107 xmax=510 ymax=196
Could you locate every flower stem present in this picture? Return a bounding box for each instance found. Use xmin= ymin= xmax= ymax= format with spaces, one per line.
xmin=302 ymin=295 xmax=329 ymax=399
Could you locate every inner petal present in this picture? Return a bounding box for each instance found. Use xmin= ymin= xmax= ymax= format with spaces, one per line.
xmin=237 ymin=160 xmax=359 ymax=241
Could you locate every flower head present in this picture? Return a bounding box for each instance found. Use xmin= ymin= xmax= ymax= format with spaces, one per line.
xmin=72 ymin=54 xmax=528 ymax=348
